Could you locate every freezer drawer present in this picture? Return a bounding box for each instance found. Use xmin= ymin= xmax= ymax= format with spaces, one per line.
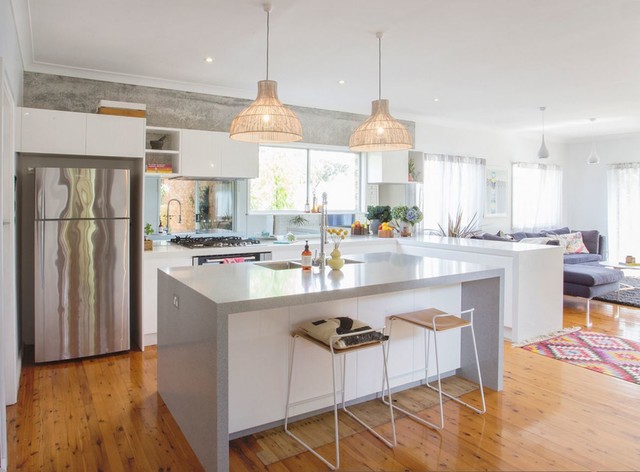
xmin=35 ymin=167 xmax=130 ymax=220
xmin=34 ymin=219 xmax=130 ymax=362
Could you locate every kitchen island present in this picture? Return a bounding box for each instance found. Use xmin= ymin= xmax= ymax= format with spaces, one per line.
xmin=157 ymin=252 xmax=504 ymax=471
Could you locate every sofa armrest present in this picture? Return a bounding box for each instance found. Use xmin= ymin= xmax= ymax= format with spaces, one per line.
xmin=598 ymin=234 xmax=607 ymax=258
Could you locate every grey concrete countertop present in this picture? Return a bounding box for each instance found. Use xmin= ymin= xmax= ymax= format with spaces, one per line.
xmin=161 ymin=251 xmax=503 ymax=316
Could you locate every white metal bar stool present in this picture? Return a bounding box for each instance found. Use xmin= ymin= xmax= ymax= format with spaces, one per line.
xmin=383 ymin=307 xmax=486 ymax=431
xmin=284 ymin=324 xmax=397 ymax=470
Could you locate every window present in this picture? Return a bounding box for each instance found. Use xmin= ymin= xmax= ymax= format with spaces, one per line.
xmin=249 ymin=146 xmax=360 ymax=212
xmin=511 ymin=162 xmax=563 ymax=231
xmin=159 ymin=179 xmax=235 ymax=233
xmin=422 ymin=154 xmax=486 ymax=232
xmin=607 ymin=163 xmax=640 ymax=262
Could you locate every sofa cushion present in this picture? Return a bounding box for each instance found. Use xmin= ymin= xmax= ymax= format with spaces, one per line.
xmin=563 ymin=265 xmax=624 ymax=286
xmin=549 ymin=232 xmax=589 ymax=254
xmin=563 ymin=253 xmax=602 ymax=264
xmin=564 ymin=281 xmax=621 ymax=299
xmin=574 ymin=229 xmax=599 ymax=254
xmin=482 ymin=233 xmax=513 ymax=242
xmin=519 ymin=236 xmax=553 ymax=245
xmin=543 ymin=226 xmax=571 ymax=235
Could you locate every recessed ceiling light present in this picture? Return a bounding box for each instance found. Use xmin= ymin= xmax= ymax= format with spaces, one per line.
xmin=338 ymin=80 xmax=346 ymax=85
xmin=433 ymin=98 xmax=440 ymax=102
xmin=204 ymin=57 xmax=214 ymax=63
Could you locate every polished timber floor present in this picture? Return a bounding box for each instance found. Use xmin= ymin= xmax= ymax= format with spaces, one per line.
xmin=7 ymin=298 xmax=640 ymax=471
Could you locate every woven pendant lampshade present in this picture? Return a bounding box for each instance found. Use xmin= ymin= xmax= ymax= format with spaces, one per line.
xmin=349 ymin=33 xmax=412 ymax=152
xmin=229 ymin=5 xmax=302 ymax=144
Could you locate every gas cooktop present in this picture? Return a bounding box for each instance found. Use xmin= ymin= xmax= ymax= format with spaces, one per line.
xmin=170 ymin=235 xmax=261 ymax=249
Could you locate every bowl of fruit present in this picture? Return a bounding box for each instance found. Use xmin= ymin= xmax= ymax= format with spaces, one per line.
xmin=377 ymin=222 xmax=394 ymax=238
xmin=350 ymin=220 xmax=367 ymax=235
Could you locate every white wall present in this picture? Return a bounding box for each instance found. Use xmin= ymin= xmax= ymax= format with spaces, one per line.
xmin=413 ymin=121 xmax=570 ymax=233
xmin=0 ymin=0 xmax=23 ymax=103
xmin=565 ymin=133 xmax=640 ymax=239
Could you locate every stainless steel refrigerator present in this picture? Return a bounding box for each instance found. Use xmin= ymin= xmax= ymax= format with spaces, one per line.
xmin=34 ymin=167 xmax=130 ymax=363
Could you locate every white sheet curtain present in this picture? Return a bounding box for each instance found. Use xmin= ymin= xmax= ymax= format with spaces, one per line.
xmin=422 ymin=154 xmax=485 ymax=233
xmin=607 ymin=163 xmax=640 ymax=262
xmin=511 ymin=162 xmax=563 ymax=232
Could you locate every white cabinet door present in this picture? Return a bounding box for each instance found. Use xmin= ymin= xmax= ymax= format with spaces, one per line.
xmin=367 ymin=151 xmax=409 ymax=183
xmin=86 ymin=114 xmax=145 ymax=158
xmin=19 ymin=107 xmax=86 ymax=155
xmin=142 ymin=256 xmax=193 ymax=346
xmin=220 ymin=137 xmax=258 ymax=179
xmin=180 ymin=129 xmax=221 ymax=177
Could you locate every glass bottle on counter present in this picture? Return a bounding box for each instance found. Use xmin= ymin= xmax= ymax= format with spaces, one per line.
xmin=301 ymin=240 xmax=312 ymax=271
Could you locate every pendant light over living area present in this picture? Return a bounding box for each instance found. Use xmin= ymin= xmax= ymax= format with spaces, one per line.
xmin=349 ymin=32 xmax=413 ymax=152
xmin=229 ymin=4 xmax=303 ymax=144
xmin=587 ymin=118 xmax=601 ymax=165
xmin=537 ymin=106 xmax=549 ymax=159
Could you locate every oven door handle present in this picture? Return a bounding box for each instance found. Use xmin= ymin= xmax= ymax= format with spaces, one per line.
xmin=202 ymin=255 xmax=258 ymax=264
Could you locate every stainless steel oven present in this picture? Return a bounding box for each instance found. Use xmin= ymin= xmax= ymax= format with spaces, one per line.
xmin=193 ymin=251 xmax=272 ymax=266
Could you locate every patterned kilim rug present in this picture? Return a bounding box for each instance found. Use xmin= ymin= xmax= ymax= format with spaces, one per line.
xmin=593 ymin=275 xmax=640 ymax=308
xmin=521 ymin=330 xmax=640 ymax=385
xmin=248 ymin=376 xmax=478 ymax=466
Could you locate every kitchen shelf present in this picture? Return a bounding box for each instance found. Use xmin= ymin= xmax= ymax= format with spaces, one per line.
xmin=145 ymin=126 xmax=181 ymax=175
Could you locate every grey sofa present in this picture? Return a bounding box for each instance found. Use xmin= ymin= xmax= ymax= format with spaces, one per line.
xmin=480 ymin=227 xmax=621 ymax=327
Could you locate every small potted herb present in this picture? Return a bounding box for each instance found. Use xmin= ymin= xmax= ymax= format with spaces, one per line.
xmin=144 ymin=223 xmax=154 ymax=251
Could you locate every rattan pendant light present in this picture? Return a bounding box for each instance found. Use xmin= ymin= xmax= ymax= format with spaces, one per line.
xmin=537 ymin=106 xmax=550 ymax=159
xmin=349 ymin=32 xmax=413 ymax=152
xmin=229 ymin=4 xmax=302 ymax=143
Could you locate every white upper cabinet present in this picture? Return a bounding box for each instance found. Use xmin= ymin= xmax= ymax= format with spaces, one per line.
xmin=181 ymin=129 xmax=258 ymax=179
xmin=86 ymin=114 xmax=145 ymax=158
xmin=367 ymin=150 xmax=423 ymax=184
xmin=19 ymin=108 xmax=86 ymax=155
xmin=219 ymin=136 xmax=258 ymax=179
xmin=181 ymin=129 xmax=221 ymax=177
xmin=18 ymin=107 xmax=145 ymax=158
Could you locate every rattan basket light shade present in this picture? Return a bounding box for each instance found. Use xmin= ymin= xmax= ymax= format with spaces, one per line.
xmin=349 ymin=99 xmax=413 ymax=152
xmin=229 ymin=80 xmax=303 ymax=143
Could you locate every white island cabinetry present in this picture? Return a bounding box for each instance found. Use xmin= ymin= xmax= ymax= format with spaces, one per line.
xmin=398 ymin=236 xmax=563 ymax=343
xmin=157 ymin=252 xmax=504 ymax=471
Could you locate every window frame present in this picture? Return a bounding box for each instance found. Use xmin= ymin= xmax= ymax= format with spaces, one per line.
xmin=248 ymin=142 xmax=364 ymax=215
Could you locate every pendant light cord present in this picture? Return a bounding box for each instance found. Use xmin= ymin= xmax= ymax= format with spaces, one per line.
xmin=377 ymin=32 xmax=383 ymax=100
xmin=265 ymin=6 xmax=270 ymax=80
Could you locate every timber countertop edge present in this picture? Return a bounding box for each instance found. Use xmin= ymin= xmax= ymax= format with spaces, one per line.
xmin=160 ymin=252 xmax=504 ymax=316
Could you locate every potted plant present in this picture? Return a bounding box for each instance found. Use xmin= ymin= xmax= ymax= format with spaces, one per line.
xmin=144 ymin=223 xmax=154 ymax=251
xmin=391 ymin=205 xmax=424 ymax=237
xmin=366 ymin=205 xmax=391 ymax=235
xmin=431 ymin=208 xmax=480 ymax=238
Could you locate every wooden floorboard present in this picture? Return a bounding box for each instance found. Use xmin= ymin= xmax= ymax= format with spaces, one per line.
xmin=6 ymin=297 xmax=640 ymax=471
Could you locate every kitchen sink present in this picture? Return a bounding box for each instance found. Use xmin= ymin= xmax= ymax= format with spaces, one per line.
xmin=254 ymin=260 xmax=303 ymax=270
xmin=255 ymin=258 xmax=364 ymax=270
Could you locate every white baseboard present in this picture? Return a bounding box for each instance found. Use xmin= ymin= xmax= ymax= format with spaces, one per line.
xmin=143 ymin=333 xmax=157 ymax=347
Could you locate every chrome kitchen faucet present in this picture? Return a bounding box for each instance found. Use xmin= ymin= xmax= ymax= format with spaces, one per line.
xmin=166 ymin=198 xmax=182 ymax=235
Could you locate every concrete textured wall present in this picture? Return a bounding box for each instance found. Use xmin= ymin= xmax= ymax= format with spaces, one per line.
xmin=23 ymin=72 xmax=414 ymax=147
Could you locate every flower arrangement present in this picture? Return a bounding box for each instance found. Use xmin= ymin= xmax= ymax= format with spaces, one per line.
xmin=390 ymin=205 xmax=424 ymax=231
xmin=326 ymin=227 xmax=348 ymax=250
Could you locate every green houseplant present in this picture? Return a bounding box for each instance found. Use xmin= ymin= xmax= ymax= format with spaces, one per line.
xmin=366 ymin=205 xmax=391 ymax=234
xmin=432 ymin=208 xmax=481 ymax=238
xmin=144 ymin=223 xmax=154 ymax=251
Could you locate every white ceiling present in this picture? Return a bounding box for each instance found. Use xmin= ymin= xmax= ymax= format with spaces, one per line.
xmin=11 ymin=0 xmax=640 ymax=140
